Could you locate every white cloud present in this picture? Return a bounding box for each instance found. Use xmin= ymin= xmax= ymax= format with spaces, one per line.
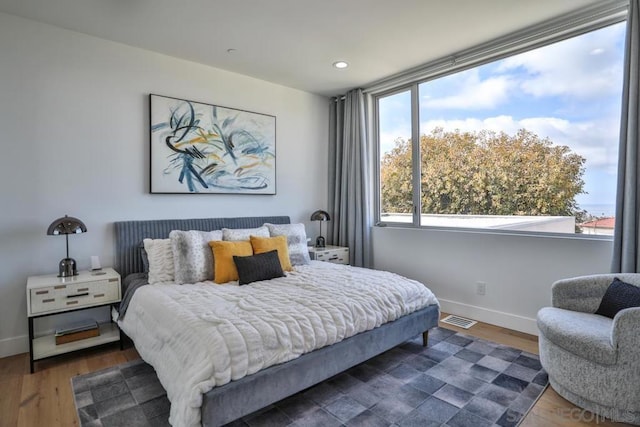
xmin=418 ymin=23 xmax=624 ymax=111
xmin=498 ymin=22 xmax=625 ymax=100
xmin=421 ymin=68 xmax=513 ymax=110
xmin=421 ymin=115 xmax=619 ymax=173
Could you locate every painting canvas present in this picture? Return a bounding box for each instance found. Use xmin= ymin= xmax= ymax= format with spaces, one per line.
xmin=150 ymin=94 xmax=276 ymax=194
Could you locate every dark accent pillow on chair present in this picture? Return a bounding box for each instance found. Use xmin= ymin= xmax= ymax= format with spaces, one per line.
xmin=594 ymin=278 xmax=640 ymax=318
xmin=233 ymin=250 xmax=285 ymax=285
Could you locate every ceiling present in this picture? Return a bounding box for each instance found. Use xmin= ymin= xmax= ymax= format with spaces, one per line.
xmin=0 ymin=0 xmax=602 ymax=97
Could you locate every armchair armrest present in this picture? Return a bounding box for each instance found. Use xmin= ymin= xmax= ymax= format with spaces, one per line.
xmin=612 ymin=307 xmax=640 ymax=354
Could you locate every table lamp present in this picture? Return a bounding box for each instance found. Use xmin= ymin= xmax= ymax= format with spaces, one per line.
xmin=310 ymin=210 xmax=331 ymax=248
xmin=47 ymin=215 xmax=87 ymax=277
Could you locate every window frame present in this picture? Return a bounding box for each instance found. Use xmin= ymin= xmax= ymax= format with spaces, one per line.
xmin=371 ymin=2 xmax=627 ymax=239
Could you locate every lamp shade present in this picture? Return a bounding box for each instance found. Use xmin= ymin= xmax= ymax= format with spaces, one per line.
xmin=47 ymin=215 xmax=87 ymax=277
xmin=47 ymin=215 xmax=87 ymax=236
xmin=310 ymin=210 xmax=331 ymax=248
xmin=310 ymin=210 xmax=331 ymax=222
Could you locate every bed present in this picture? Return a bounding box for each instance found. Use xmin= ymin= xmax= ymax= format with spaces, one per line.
xmin=113 ymin=216 xmax=440 ymax=427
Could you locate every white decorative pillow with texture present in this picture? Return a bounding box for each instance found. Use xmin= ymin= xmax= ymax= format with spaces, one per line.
xmin=222 ymin=226 xmax=269 ymax=241
xmin=143 ymin=238 xmax=175 ymax=284
xmin=170 ymin=230 xmax=223 ymax=284
xmin=264 ymin=223 xmax=311 ymax=266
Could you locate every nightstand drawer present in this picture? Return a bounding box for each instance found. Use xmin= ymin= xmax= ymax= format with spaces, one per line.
xmin=29 ymin=277 xmax=120 ymax=314
xmin=314 ymin=248 xmax=349 ymax=264
xmin=30 ymin=287 xmax=63 ymax=313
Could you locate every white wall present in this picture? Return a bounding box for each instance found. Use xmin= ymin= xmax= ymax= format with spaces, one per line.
xmin=372 ymin=226 xmax=613 ymax=335
xmin=0 ymin=12 xmax=329 ymax=357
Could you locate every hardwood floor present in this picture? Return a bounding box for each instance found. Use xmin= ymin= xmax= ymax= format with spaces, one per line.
xmin=0 ymin=314 xmax=629 ymax=427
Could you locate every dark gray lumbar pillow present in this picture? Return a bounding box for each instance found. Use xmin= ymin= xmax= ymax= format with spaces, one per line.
xmin=594 ymin=278 xmax=640 ymax=318
xmin=233 ymin=250 xmax=285 ymax=285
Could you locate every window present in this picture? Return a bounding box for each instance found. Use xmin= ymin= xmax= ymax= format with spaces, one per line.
xmin=377 ymin=22 xmax=625 ymax=235
xmin=379 ymin=89 xmax=413 ymax=223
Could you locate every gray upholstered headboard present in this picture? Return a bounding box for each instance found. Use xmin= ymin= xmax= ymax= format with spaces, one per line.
xmin=113 ymin=216 xmax=291 ymax=278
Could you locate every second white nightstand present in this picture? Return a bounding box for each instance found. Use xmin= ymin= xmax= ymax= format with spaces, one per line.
xmin=308 ymin=245 xmax=349 ymax=264
xmin=26 ymin=268 xmax=122 ymax=373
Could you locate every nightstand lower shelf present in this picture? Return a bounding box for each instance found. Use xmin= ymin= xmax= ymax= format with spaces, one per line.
xmin=32 ymin=322 xmax=120 ymax=361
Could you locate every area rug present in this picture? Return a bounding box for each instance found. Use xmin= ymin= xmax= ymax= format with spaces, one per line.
xmin=72 ymin=327 xmax=547 ymax=427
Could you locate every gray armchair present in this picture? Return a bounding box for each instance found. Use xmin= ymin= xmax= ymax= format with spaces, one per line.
xmin=537 ymin=273 xmax=640 ymax=425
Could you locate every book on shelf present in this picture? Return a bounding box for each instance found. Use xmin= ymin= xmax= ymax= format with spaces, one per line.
xmin=54 ymin=319 xmax=100 ymax=345
xmin=55 ymin=327 xmax=100 ymax=345
xmin=55 ymin=319 xmax=98 ymax=336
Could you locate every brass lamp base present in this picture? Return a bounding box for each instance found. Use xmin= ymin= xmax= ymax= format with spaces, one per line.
xmin=58 ymin=258 xmax=78 ymax=277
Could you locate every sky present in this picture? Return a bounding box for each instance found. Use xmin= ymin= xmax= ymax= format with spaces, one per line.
xmin=379 ymin=22 xmax=626 ymax=215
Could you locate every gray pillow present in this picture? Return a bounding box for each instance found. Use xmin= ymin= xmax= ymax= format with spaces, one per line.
xmin=222 ymin=226 xmax=269 ymax=241
xmin=264 ymin=223 xmax=310 ymax=266
xmin=170 ymin=229 xmax=223 ymax=283
xmin=139 ymin=243 xmax=149 ymax=273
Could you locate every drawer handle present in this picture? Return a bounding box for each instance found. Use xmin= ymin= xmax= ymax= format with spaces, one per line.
xmin=67 ymin=293 xmax=89 ymax=298
xmin=35 ymin=290 xmax=49 ymax=295
xmin=54 ymin=285 xmax=66 ymax=290
xmin=77 ymin=287 xmax=89 ymax=292
xmin=66 ymin=300 xmax=79 ymax=305
xmin=109 ymin=278 xmax=118 ymax=282
xmin=42 ymin=298 xmax=55 ymax=303
xmin=328 ymin=256 xmax=339 ymax=260
xmin=93 ymin=293 xmax=105 ymax=298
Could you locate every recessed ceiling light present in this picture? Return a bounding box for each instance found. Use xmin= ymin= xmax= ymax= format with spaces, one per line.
xmin=333 ymin=61 xmax=349 ymax=69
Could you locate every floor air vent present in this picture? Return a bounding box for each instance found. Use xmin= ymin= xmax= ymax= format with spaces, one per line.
xmin=441 ymin=315 xmax=477 ymax=329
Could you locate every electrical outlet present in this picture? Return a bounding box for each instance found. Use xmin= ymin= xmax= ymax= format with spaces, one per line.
xmin=476 ymin=281 xmax=487 ymax=296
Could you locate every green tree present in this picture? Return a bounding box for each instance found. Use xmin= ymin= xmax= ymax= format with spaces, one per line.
xmin=381 ymin=128 xmax=586 ymax=217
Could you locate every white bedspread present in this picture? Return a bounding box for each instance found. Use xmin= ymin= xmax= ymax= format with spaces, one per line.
xmin=118 ymin=261 xmax=439 ymax=427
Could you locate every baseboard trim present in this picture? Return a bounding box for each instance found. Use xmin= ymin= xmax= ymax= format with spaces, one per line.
xmin=438 ymin=299 xmax=539 ymax=336
xmin=0 ymin=334 xmax=29 ymax=359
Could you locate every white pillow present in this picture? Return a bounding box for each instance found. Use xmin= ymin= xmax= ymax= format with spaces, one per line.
xmin=169 ymin=230 xmax=223 ymax=284
xmin=222 ymin=226 xmax=269 ymax=241
xmin=143 ymin=238 xmax=174 ymax=284
xmin=264 ymin=223 xmax=310 ymax=266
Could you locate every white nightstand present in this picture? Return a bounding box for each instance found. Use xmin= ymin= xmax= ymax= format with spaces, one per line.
xmin=26 ymin=268 xmax=122 ymax=373
xmin=308 ymin=245 xmax=349 ymax=265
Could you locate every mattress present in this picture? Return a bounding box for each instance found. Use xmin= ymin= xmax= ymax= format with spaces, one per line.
xmin=118 ymin=261 xmax=439 ymax=427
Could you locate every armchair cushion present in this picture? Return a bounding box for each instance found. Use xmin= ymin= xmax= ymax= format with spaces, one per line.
xmin=537 ymin=307 xmax=616 ymax=365
xmin=594 ymin=278 xmax=640 ymax=319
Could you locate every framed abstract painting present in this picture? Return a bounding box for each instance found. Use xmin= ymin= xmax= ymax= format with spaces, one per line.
xmin=149 ymin=94 xmax=276 ymax=194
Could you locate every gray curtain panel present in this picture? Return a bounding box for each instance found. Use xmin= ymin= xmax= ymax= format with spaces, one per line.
xmin=612 ymin=0 xmax=640 ymax=273
xmin=328 ymin=89 xmax=372 ymax=267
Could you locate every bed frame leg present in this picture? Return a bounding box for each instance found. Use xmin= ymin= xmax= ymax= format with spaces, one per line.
xmin=422 ymin=331 xmax=429 ymax=347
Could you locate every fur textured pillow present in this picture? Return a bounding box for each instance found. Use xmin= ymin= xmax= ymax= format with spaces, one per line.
xmin=222 ymin=226 xmax=269 ymax=241
xmin=264 ymin=223 xmax=310 ymax=266
xmin=170 ymin=230 xmax=223 ymax=284
xmin=143 ymin=238 xmax=174 ymax=284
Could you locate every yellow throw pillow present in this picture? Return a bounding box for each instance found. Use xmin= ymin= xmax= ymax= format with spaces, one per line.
xmin=250 ymin=235 xmax=292 ymax=271
xmin=209 ymin=240 xmax=253 ymax=283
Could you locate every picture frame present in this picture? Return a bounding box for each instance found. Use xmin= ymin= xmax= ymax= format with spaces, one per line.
xmin=149 ymin=94 xmax=276 ymax=194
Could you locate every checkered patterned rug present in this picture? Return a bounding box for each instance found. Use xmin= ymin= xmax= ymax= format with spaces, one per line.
xmin=72 ymin=327 xmax=547 ymax=427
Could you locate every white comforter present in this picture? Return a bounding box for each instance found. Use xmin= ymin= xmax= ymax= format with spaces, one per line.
xmin=118 ymin=261 xmax=439 ymax=427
